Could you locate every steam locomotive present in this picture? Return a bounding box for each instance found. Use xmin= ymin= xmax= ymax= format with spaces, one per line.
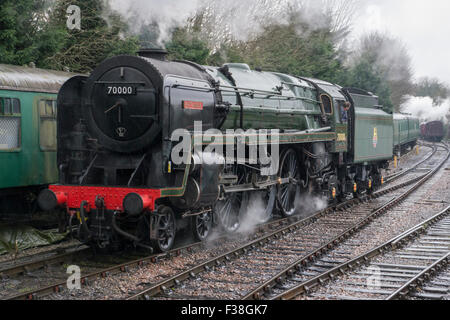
xmin=37 ymin=49 xmax=417 ymax=252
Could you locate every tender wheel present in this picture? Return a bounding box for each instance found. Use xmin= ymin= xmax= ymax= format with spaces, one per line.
xmin=192 ymin=211 xmax=213 ymax=242
xmin=277 ymin=149 xmax=300 ymax=217
xmin=151 ymin=206 xmax=176 ymax=252
xmin=245 ymin=186 xmax=276 ymax=224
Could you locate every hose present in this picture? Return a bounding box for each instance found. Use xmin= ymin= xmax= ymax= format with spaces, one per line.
xmin=68 ymin=213 xmax=74 ymax=240
xmin=79 ymin=201 xmax=91 ymax=240
xmin=111 ymin=212 xmax=140 ymax=243
xmin=111 ymin=212 xmax=153 ymax=253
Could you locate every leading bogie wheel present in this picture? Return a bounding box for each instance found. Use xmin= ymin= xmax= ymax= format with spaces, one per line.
xmin=150 ymin=206 xmax=176 ymax=253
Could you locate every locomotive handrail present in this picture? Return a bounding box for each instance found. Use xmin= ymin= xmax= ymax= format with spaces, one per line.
xmin=220 ymin=88 xmax=320 ymax=104
xmin=281 ymin=81 xmax=314 ymax=90
xmin=219 ymin=84 xmax=320 ymax=103
xmin=171 ymin=83 xmax=320 ymax=104
xmin=219 ymin=83 xmax=281 ymax=95
xmin=94 ymin=81 xmax=146 ymax=85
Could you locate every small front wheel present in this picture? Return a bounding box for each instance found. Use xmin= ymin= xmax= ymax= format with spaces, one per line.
xmin=151 ymin=206 xmax=176 ymax=253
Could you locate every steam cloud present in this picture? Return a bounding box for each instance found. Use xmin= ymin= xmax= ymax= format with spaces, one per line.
xmin=237 ymin=191 xmax=271 ymax=235
xmin=237 ymin=190 xmax=329 ymax=235
xmin=107 ymin=0 xmax=202 ymax=44
xmin=106 ymin=0 xmax=356 ymax=47
xmin=401 ymin=95 xmax=450 ymax=124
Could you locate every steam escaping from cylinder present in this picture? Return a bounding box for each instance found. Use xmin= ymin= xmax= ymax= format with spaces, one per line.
xmin=237 ymin=191 xmax=270 ymax=235
xmin=294 ymin=192 xmax=329 ymax=219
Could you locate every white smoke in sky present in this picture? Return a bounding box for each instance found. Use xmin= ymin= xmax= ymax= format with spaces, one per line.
xmin=106 ymin=0 xmax=356 ymax=46
xmin=107 ymin=0 xmax=202 ymax=44
xmin=196 ymin=0 xmax=356 ymax=49
xmin=400 ymin=95 xmax=450 ymax=124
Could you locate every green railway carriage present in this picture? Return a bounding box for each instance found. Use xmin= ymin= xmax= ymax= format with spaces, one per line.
xmin=407 ymin=116 xmax=420 ymax=145
xmin=0 ymin=64 xmax=74 ymax=217
xmin=393 ymin=113 xmax=420 ymax=153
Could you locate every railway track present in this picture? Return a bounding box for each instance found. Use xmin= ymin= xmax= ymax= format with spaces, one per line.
xmin=2 ymin=206 xmax=358 ymax=300
xmin=124 ymin=144 xmax=448 ymax=301
xmin=384 ymin=143 xmax=435 ymax=183
xmin=0 ymin=245 xmax=90 ymax=278
xmin=274 ymin=205 xmax=450 ymax=300
xmin=1 ymin=144 xmax=441 ymax=300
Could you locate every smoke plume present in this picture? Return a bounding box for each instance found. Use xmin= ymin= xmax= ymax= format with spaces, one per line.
xmin=106 ymin=0 xmax=202 ymax=44
xmin=400 ymin=95 xmax=450 ymax=124
xmin=105 ymin=0 xmax=356 ymax=47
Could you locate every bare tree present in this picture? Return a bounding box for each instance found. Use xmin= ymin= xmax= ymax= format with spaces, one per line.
xmin=350 ymin=32 xmax=414 ymax=110
xmin=190 ymin=0 xmax=357 ymax=50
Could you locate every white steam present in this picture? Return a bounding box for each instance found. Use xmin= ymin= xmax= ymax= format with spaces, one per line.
xmin=107 ymin=0 xmax=202 ymax=44
xmin=196 ymin=0 xmax=355 ymax=48
xmin=237 ymin=190 xmax=329 ymax=235
xmin=295 ymin=193 xmax=328 ymax=219
xmin=105 ymin=0 xmax=356 ymax=47
xmin=400 ymin=95 xmax=450 ymax=124
xmin=237 ymin=191 xmax=271 ymax=235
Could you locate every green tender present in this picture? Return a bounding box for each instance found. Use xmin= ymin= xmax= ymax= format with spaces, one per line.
xmin=353 ymin=107 xmax=394 ymax=163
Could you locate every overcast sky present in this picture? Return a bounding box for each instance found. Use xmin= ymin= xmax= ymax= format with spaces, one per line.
xmin=353 ymin=0 xmax=450 ymax=84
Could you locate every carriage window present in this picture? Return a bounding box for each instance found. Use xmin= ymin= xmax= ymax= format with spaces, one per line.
xmin=320 ymin=94 xmax=333 ymax=115
xmin=0 ymin=97 xmax=21 ymax=150
xmin=39 ymin=99 xmax=57 ymax=151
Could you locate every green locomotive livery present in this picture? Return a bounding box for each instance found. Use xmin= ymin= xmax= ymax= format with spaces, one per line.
xmin=0 ymin=64 xmax=74 ymax=217
xmin=38 ymin=52 xmax=422 ymax=252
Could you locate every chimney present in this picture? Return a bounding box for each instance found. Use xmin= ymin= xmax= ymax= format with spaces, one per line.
xmin=138 ymin=48 xmax=168 ymax=61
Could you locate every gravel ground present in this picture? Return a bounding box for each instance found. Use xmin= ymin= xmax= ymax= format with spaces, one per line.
xmin=295 ymin=150 xmax=450 ymax=300
xmin=46 ymin=239 xmax=248 ymax=300
xmin=4 ymin=144 xmax=442 ymax=300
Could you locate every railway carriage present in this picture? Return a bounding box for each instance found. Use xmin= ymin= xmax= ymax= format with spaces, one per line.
xmin=0 ymin=64 xmax=74 ymax=219
xmin=421 ymin=121 xmax=445 ymax=142
xmin=393 ymin=113 xmax=420 ymax=154
xmin=38 ymin=50 xmax=395 ymax=252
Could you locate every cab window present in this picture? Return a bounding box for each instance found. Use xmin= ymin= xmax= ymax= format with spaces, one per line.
xmin=320 ymin=94 xmax=333 ymax=115
xmin=0 ymin=97 xmax=21 ymax=150
xmin=39 ymin=99 xmax=57 ymax=151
